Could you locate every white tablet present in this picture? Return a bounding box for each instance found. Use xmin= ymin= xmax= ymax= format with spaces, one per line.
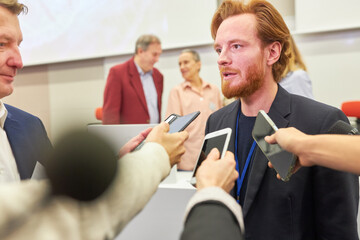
xmin=190 ymin=128 xmax=232 ymax=186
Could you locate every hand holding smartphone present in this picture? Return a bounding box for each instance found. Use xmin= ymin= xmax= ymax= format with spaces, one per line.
xmin=252 ymin=110 xmax=296 ymax=181
xmin=190 ymin=128 xmax=232 ymax=186
xmin=133 ymin=111 xmax=200 ymax=151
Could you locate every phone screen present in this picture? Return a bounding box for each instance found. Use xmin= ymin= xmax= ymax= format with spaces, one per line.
xmin=252 ymin=111 xmax=296 ymax=181
xmin=133 ymin=111 xmax=200 ymax=152
xmin=191 ymin=128 xmax=231 ymax=186
xmin=193 ymin=134 xmax=228 ymax=176
xmin=252 ymin=112 xmax=282 ymax=156
xmin=168 ymin=111 xmax=200 ymax=133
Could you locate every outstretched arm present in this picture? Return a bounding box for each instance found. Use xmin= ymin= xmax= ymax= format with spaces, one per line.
xmin=265 ymin=127 xmax=360 ymax=175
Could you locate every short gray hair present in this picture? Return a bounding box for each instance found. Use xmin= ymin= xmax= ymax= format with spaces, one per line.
xmin=181 ymin=49 xmax=200 ymax=62
xmin=135 ymin=34 xmax=161 ymax=54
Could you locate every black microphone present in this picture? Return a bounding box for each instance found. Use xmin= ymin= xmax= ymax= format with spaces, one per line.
xmin=0 ymin=131 xmax=118 ymax=238
xmin=327 ymin=120 xmax=360 ymax=135
xmin=44 ymin=130 xmax=118 ymax=201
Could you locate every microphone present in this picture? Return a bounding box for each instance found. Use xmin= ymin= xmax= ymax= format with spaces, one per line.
xmin=44 ymin=130 xmax=118 ymax=201
xmin=0 ymin=131 xmax=118 ymax=238
xmin=327 ymin=120 xmax=360 ymax=135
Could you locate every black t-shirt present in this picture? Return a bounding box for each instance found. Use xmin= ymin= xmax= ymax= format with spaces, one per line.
xmin=235 ymin=112 xmax=256 ymax=206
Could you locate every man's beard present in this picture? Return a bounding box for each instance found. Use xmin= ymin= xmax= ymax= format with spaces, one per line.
xmin=221 ymin=63 xmax=264 ymax=99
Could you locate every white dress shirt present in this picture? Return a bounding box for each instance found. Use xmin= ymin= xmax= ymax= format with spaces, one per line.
xmin=135 ymin=63 xmax=159 ymax=123
xmin=0 ymin=101 xmax=20 ymax=183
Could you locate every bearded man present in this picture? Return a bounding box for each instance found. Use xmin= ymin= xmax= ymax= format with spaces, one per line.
xmin=204 ymin=0 xmax=359 ymax=239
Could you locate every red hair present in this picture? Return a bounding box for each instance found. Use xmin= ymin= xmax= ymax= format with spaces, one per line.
xmin=211 ymin=0 xmax=291 ymax=82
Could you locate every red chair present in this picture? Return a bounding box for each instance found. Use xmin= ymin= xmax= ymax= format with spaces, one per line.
xmin=341 ymin=101 xmax=360 ymax=129
xmin=95 ymin=107 xmax=103 ymax=121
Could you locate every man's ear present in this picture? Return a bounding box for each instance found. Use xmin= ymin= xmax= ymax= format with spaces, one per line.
xmin=137 ymin=47 xmax=144 ymax=55
xmin=266 ymin=41 xmax=281 ymax=66
xmin=197 ymin=61 xmax=202 ymax=72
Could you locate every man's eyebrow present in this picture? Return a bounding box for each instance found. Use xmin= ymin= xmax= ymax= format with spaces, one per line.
xmin=214 ymin=39 xmax=248 ymax=48
xmin=0 ymin=33 xmax=10 ymax=40
xmin=0 ymin=33 xmax=23 ymax=46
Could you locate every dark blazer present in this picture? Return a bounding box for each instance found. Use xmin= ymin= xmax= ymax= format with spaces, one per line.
xmin=102 ymin=57 xmax=163 ymax=124
xmin=4 ymin=104 xmax=52 ymax=180
xmin=181 ymin=201 xmax=244 ymax=240
xmin=205 ymin=86 xmax=359 ymax=240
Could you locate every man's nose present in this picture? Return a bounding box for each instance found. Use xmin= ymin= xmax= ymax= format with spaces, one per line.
xmin=217 ymin=49 xmax=231 ymax=66
xmin=8 ymin=46 xmax=23 ymax=69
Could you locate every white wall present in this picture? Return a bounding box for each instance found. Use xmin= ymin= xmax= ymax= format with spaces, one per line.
xmin=295 ymin=0 xmax=360 ymax=32
xmin=18 ymin=0 xmax=217 ymax=66
xmin=294 ymin=29 xmax=360 ymax=107
xmin=4 ymin=0 xmax=360 ymax=142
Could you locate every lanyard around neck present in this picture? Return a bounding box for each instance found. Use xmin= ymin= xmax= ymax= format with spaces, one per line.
xmin=235 ymin=108 xmax=256 ymax=204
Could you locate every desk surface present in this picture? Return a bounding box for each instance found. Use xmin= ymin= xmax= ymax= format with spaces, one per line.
xmin=160 ymin=171 xmax=195 ymax=189
xmin=116 ymin=171 xmax=197 ymax=240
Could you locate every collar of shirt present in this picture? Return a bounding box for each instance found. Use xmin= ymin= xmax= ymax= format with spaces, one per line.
xmin=134 ymin=62 xmax=153 ymax=77
xmin=0 ymin=101 xmax=8 ymax=129
xmin=181 ymin=79 xmax=211 ymax=90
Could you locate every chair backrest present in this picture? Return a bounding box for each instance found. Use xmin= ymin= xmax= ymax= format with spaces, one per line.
xmin=341 ymin=101 xmax=360 ymax=118
xmin=95 ymin=107 xmax=103 ymax=120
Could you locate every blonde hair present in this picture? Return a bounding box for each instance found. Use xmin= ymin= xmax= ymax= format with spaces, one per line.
xmin=281 ymin=35 xmax=307 ymax=78
xmin=211 ymin=0 xmax=291 ymax=83
xmin=0 ymin=0 xmax=27 ymax=15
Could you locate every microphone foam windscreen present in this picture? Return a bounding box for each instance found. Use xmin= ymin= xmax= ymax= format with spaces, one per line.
xmin=45 ymin=130 xmax=117 ymax=201
xmin=327 ymin=120 xmax=360 ymax=135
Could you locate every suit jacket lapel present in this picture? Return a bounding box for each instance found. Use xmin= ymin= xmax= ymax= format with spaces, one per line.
xmin=128 ymin=60 xmax=149 ymax=113
xmin=153 ymin=72 xmax=162 ymax=119
xmin=226 ymin=100 xmax=241 ymax=154
xmin=4 ymin=110 xmax=34 ymax=179
xmin=221 ymin=100 xmax=241 ymax=198
xmin=242 ymin=85 xmax=291 ymax=217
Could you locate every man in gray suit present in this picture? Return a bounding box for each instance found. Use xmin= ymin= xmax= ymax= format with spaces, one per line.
xmin=204 ymin=0 xmax=358 ymax=239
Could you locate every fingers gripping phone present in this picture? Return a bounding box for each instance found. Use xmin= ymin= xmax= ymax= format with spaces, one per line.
xmin=190 ymin=128 xmax=232 ymax=186
xmin=252 ymin=110 xmax=296 ymax=182
xmin=133 ymin=111 xmax=200 ymax=151
xmin=166 ymin=111 xmax=201 ymax=133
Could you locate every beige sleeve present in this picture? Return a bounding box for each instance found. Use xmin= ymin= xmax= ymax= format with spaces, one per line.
xmin=82 ymin=142 xmax=170 ymax=239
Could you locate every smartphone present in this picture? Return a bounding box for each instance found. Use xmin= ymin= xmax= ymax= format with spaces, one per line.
xmin=166 ymin=111 xmax=200 ymax=133
xmin=252 ymin=110 xmax=296 ymax=182
xmin=133 ymin=111 xmax=200 ymax=151
xmin=190 ymin=128 xmax=232 ymax=186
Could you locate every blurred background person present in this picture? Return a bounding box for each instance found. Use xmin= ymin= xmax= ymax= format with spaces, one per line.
xmin=103 ymin=34 xmax=163 ymax=124
xmin=279 ymin=35 xmax=314 ymax=99
xmin=166 ymin=49 xmax=222 ymax=170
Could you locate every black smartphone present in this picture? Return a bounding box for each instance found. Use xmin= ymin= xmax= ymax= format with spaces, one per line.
xmin=166 ymin=111 xmax=200 ymax=133
xmin=252 ymin=110 xmax=296 ymax=182
xmin=133 ymin=111 xmax=200 ymax=151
